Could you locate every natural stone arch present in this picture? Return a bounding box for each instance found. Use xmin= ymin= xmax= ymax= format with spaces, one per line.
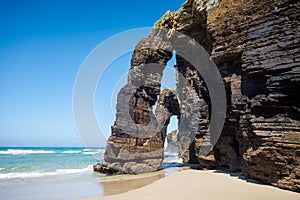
xmin=93 ymin=29 xmax=214 ymax=174
xmin=154 ymin=89 xmax=180 ymax=150
xmin=91 ymin=0 xmax=300 ymax=192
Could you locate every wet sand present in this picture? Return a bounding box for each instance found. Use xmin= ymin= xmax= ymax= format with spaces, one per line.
xmin=2 ymin=168 xmax=299 ymax=200
xmin=86 ymin=169 xmax=300 ymax=200
xmin=98 ymin=170 xmax=165 ymax=196
xmin=0 ymin=168 xmax=168 ymax=200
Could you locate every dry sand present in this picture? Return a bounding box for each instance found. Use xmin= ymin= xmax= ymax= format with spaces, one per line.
xmin=87 ymin=169 xmax=300 ymax=200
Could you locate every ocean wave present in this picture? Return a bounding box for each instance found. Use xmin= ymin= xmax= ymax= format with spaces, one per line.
xmin=163 ymin=151 xmax=183 ymax=164
xmin=0 ymin=149 xmax=55 ymax=155
xmin=82 ymin=149 xmax=104 ymax=155
xmin=163 ymin=158 xmax=183 ymax=164
xmin=82 ymin=151 xmax=103 ymax=155
xmin=0 ymin=165 xmax=93 ymax=179
xmin=83 ymin=148 xmax=104 ymax=152
xmin=164 ymin=152 xmax=179 ymax=158
xmin=61 ymin=150 xmax=82 ymax=154
xmin=55 ymin=165 xmax=93 ymax=174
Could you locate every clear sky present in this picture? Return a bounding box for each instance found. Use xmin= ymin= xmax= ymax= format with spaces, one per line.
xmin=0 ymin=0 xmax=183 ymax=147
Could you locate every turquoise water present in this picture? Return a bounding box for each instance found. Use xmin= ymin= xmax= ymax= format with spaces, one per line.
xmin=0 ymin=147 xmax=103 ymax=182
xmin=0 ymin=147 xmax=181 ymax=199
xmin=0 ymin=147 xmax=181 ymax=181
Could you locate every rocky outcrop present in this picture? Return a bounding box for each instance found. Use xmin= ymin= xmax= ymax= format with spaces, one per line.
xmin=166 ymin=130 xmax=179 ymax=153
xmin=205 ymin=0 xmax=300 ymax=191
xmin=94 ymin=87 xmax=180 ymax=174
xmin=94 ymin=0 xmax=300 ymax=192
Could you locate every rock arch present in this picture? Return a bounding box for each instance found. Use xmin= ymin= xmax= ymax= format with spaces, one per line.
xmin=93 ymin=27 xmax=213 ymax=174
xmin=94 ymin=0 xmax=300 ymax=192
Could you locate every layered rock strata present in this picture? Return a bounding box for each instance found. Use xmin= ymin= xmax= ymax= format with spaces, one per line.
xmin=94 ymin=0 xmax=300 ymax=192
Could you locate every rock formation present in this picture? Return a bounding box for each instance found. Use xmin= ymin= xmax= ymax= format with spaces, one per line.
xmin=94 ymin=0 xmax=300 ymax=192
xmin=166 ymin=129 xmax=179 ymax=153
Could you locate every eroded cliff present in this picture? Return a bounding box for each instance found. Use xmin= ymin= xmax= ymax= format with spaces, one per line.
xmin=94 ymin=0 xmax=300 ymax=192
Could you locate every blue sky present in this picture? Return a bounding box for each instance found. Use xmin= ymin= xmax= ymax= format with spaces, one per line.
xmin=0 ymin=0 xmax=183 ymax=147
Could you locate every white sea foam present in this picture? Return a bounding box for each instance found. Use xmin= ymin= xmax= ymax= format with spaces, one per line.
xmin=0 ymin=165 xmax=93 ymax=179
xmin=82 ymin=149 xmax=104 ymax=155
xmin=163 ymin=151 xmax=183 ymax=164
xmin=62 ymin=150 xmax=82 ymax=154
xmin=83 ymin=149 xmax=91 ymax=152
xmin=163 ymin=157 xmax=183 ymax=164
xmin=0 ymin=149 xmax=55 ymax=155
xmin=55 ymin=165 xmax=93 ymax=174
xmin=83 ymin=148 xmax=103 ymax=152
xmin=164 ymin=152 xmax=179 ymax=157
xmin=172 ymin=158 xmax=183 ymax=163
xmin=83 ymin=151 xmax=102 ymax=155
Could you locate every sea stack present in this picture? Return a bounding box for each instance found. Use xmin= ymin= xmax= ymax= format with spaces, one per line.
xmin=94 ymin=0 xmax=300 ymax=192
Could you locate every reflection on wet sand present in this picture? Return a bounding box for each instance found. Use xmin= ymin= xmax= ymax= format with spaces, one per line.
xmin=98 ymin=170 xmax=165 ymax=196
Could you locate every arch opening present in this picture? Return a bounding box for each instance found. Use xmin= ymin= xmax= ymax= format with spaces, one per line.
xmin=156 ymin=50 xmax=183 ymax=168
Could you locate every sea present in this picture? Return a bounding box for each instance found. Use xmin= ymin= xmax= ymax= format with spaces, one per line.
xmin=0 ymin=147 xmax=182 ymax=200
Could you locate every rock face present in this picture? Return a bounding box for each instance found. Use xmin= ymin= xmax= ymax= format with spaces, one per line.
xmin=94 ymin=0 xmax=300 ymax=192
xmin=204 ymin=0 xmax=300 ymax=191
xmin=95 ymin=81 xmax=180 ymax=174
xmin=166 ymin=129 xmax=179 ymax=153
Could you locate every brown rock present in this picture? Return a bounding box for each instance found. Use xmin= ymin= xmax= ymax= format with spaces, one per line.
xmin=95 ymin=0 xmax=300 ymax=192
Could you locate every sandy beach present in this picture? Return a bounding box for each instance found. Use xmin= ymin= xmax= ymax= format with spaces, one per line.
xmin=1 ymin=160 xmax=300 ymax=200
xmin=87 ymin=169 xmax=300 ymax=200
